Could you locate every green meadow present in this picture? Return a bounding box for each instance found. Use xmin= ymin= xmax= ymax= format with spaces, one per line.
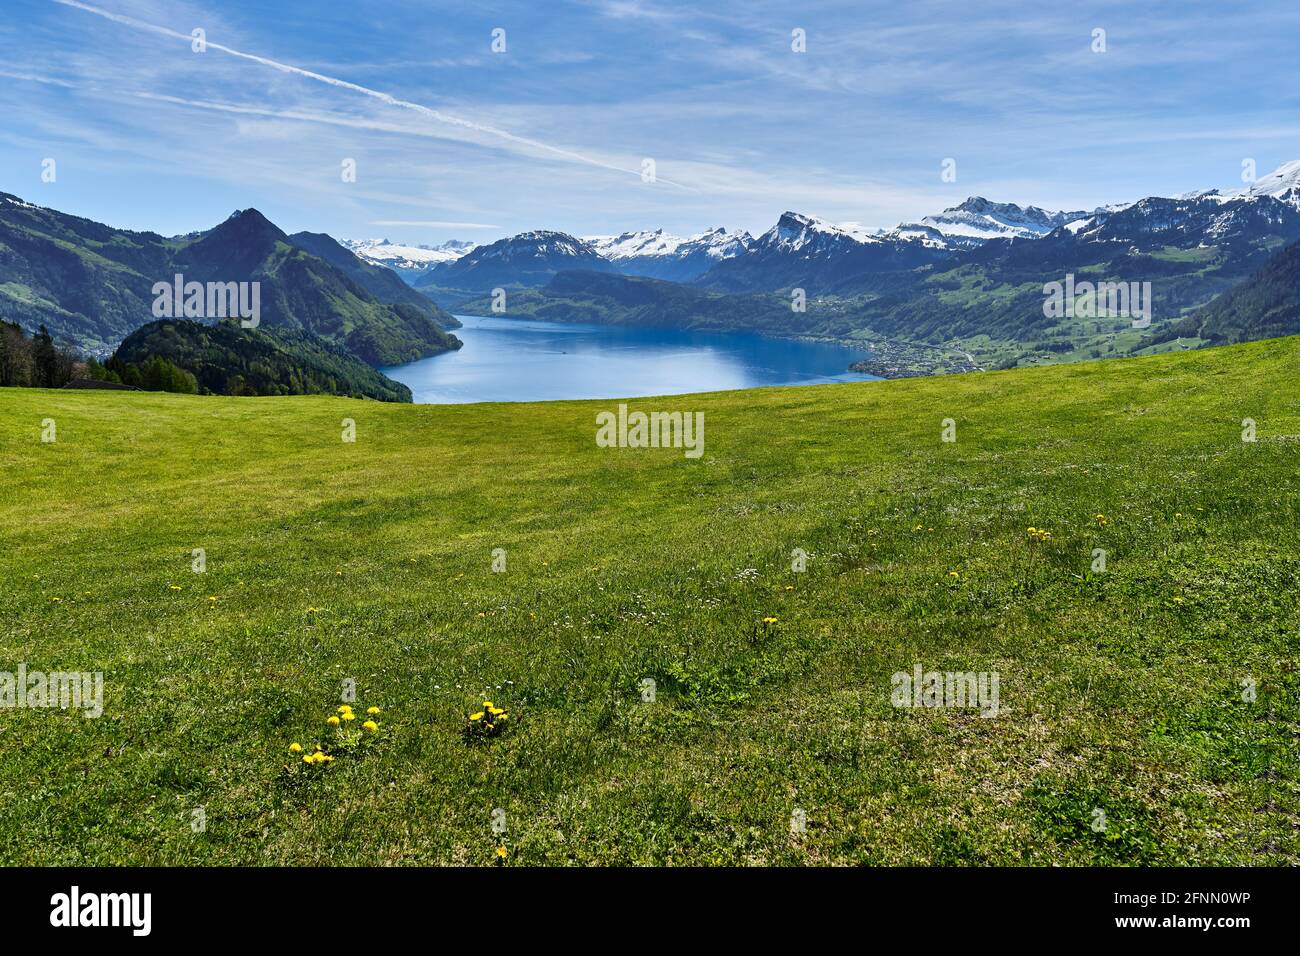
xmin=0 ymin=336 xmax=1296 ymax=865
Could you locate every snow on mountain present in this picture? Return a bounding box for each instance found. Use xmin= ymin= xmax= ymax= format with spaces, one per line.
xmin=892 ymin=197 xmax=1094 ymax=249
xmin=1230 ymin=159 xmax=1300 ymax=207
xmin=439 ymin=160 xmax=1300 ymax=292
xmin=470 ymin=231 xmax=597 ymax=261
xmin=689 ymin=227 xmax=754 ymax=260
xmin=587 ymin=227 xmax=752 ymax=262
xmin=755 ymin=211 xmax=881 ymax=256
xmin=415 ymin=230 xmax=615 ymax=291
xmin=587 ymin=229 xmax=686 ymax=260
xmin=1061 ymin=216 xmax=1096 ymax=235
xmin=584 ymin=227 xmax=753 ymax=281
xmin=1167 ymin=162 xmax=1300 ymax=209
xmin=342 ymin=238 xmax=476 ymax=274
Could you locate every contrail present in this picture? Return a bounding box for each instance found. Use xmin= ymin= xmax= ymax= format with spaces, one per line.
xmin=52 ymin=0 xmax=689 ymax=188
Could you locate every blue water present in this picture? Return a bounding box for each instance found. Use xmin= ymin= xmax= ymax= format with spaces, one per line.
xmin=382 ymin=314 xmax=878 ymax=404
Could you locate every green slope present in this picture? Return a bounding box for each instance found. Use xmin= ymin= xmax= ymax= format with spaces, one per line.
xmin=1166 ymin=238 xmax=1300 ymax=345
xmin=169 ymin=210 xmax=462 ymax=366
xmin=458 ymin=270 xmax=804 ymax=333
xmin=286 ymin=231 xmax=462 ymax=332
xmin=0 ymin=194 xmax=460 ymax=365
xmin=113 ymin=319 xmax=413 ymax=403
xmin=0 ymin=338 xmax=1296 ymax=865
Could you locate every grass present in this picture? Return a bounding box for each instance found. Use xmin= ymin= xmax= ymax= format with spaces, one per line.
xmin=0 ymin=335 xmax=1297 ymax=865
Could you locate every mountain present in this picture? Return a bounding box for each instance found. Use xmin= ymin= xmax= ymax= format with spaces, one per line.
xmin=458 ymin=269 xmax=801 ymax=334
xmin=443 ymin=162 xmax=1300 ymax=375
xmin=167 ymin=209 xmax=461 ymax=366
xmin=1165 ymin=237 xmax=1300 ymax=345
xmin=287 ymin=231 xmax=461 ymax=329
xmin=0 ymin=192 xmax=175 ymax=354
xmin=818 ymin=190 xmax=1300 ymax=360
xmin=113 ymin=318 xmax=413 ymax=402
xmin=1056 ymin=193 xmax=1300 ymax=255
xmin=585 ymin=227 xmax=752 ymax=281
xmin=697 ymin=211 xmax=945 ymax=293
xmin=1184 ymin=159 xmax=1300 ymax=208
xmin=342 ymin=238 xmax=475 ymax=281
xmin=891 ymin=198 xmax=1095 ymax=250
xmin=11 ymin=160 xmax=1300 ymax=381
xmin=682 ymin=165 xmax=1300 ymax=297
xmin=0 ymin=194 xmax=460 ymax=365
xmin=413 ymin=230 xmax=614 ymax=300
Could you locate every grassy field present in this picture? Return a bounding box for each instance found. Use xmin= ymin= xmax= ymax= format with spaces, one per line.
xmin=1 ymin=336 xmax=1297 ymax=866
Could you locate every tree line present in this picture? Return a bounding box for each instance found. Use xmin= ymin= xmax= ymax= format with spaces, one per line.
xmin=0 ymin=321 xmax=197 ymax=392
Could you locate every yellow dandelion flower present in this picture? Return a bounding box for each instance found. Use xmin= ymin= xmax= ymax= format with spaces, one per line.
xmin=341 ymin=712 xmax=355 ymax=721
xmin=289 ymin=742 xmax=302 ymax=753
xmin=470 ymin=712 xmax=484 ymax=721
xmin=762 ymin=616 xmax=778 ymax=624
xmin=496 ymin=846 xmax=508 ymax=859
xmin=367 ymin=706 xmax=380 ymax=715
xmin=337 ymin=705 xmax=352 ymax=713
xmin=302 ymin=754 xmax=313 ymax=764
xmin=362 ymin=720 xmax=378 ymax=732
xmin=327 ymin=716 xmax=340 ymax=726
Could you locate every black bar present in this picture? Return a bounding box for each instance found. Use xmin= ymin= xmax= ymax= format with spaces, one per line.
xmin=1 ymin=866 xmax=1289 ymax=940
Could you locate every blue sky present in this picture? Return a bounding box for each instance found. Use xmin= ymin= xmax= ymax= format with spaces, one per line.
xmin=3 ymin=0 xmax=1300 ymax=245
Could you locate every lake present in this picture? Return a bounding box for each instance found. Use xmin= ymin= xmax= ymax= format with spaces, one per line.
xmin=382 ymin=314 xmax=879 ymax=404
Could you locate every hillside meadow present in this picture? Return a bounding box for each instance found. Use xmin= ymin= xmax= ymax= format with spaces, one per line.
xmin=0 ymin=336 xmax=1296 ymax=865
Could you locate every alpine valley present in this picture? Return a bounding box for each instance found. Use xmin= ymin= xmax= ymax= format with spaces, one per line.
xmin=366 ymin=160 xmax=1300 ymax=376
xmin=5 ymin=161 xmax=1300 ymax=386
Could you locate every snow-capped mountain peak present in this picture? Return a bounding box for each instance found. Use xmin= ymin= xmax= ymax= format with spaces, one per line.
xmin=764 ymin=211 xmax=878 ymax=252
xmin=892 ymin=197 xmax=1094 ymax=249
xmin=342 ymin=237 xmax=476 ymax=275
xmin=580 ymin=227 xmax=752 ymax=281
xmin=1233 ymin=159 xmax=1300 ymax=207
xmin=586 ymin=229 xmax=686 ymax=260
xmin=586 ymin=226 xmax=752 ymax=262
xmin=478 ymin=231 xmax=596 ymax=260
xmin=688 ymin=226 xmax=753 ymax=259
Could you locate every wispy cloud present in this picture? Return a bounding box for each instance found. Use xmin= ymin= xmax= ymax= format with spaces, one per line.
xmin=51 ymin=0 xmax=690 ymax=187
xmin=6 ymin=0 xmax=1298 ymax=243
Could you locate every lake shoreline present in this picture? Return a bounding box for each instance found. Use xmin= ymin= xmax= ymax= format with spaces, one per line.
xmin=383 ymin=313 xmax=881 ymax=404
xmin=453 ymin=312 xmax=985 ymax=381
